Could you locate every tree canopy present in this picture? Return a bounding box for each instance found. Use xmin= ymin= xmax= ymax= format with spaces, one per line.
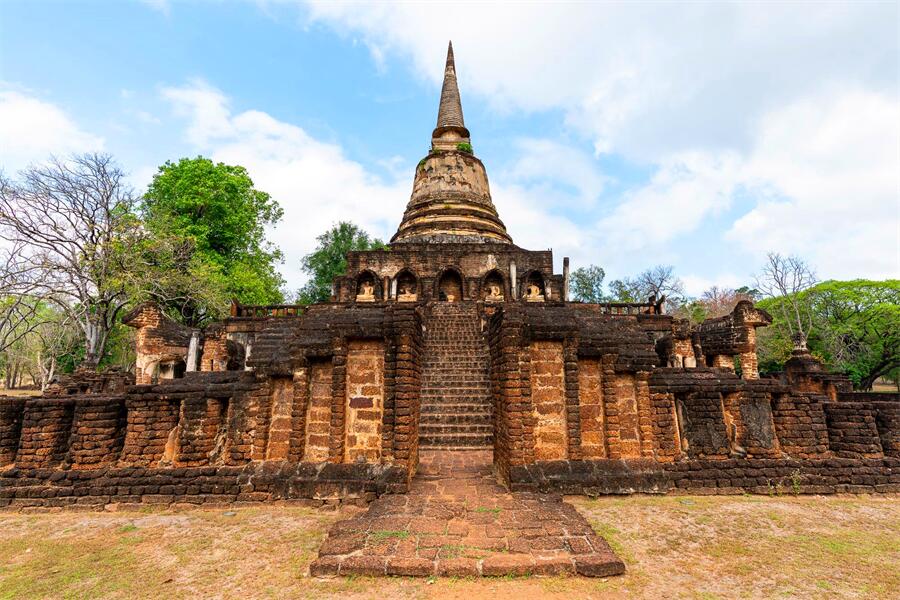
xmin=142 ymin=157 xmax=285 ymax=317
xmin=298 ymin=222 xmax=386 ymax=304
xmin=608 ymin=265 xmax=685 ymax=304
xmin=0 ymin=154 xmax=145 ymax=365
xmin=758 ymin=279 xmax=899 ymax=389
xmin=570 ymin=265 xmax=607 ymax=302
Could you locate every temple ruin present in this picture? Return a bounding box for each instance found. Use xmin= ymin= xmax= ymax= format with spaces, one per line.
xmin=1 ymin=43 xmax=898 ymax=519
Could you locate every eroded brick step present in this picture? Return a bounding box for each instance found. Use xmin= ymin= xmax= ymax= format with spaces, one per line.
xmin=310 ymin=450 xmax=626 ymax=578
xmin=419 ymin=433 xmax=493 ymax=447
xmin=420 ymin=403 xmax=491 ymax=414
xmin=419 ymin=422 xmax=492 ymax=433
xmin=419 ymin=413 xmax=491 ymax=424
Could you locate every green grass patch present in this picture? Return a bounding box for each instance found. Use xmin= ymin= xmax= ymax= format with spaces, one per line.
xmin=474 ymin=506 xmax=502 ymax=515
xmin=369 ymin=530 xmax=409 ymax=541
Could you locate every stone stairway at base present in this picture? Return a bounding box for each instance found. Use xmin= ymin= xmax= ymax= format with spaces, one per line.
xmin=309 ymin=451 xmax=626 ymax=578
xmin=419 ymin=301 xmax=493 ymax=450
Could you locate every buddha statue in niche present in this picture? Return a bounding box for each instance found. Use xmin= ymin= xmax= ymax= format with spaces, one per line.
xmin=485 ymin=283 xmax=504 ymax=302
xmin=524 ymin=283 xmax=545 ymax=302
xmin=356 ymin=280 xmax=376 ymax=302
xmin=397 ymin=281 xmax=417 ymax=302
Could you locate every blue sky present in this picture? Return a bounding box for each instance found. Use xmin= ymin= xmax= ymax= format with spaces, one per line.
xmin=1 ymin=1 xmax=897 ymax=294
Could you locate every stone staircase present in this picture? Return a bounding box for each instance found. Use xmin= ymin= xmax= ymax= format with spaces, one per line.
xmin=418 ymin=301 xmax=493 ymax=449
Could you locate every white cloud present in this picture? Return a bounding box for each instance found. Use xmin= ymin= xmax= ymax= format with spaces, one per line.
xmin=594 ymin=151 xmax=743 ymax=253
xmin=727 ymin=90 xmax=900 ymax=279
xmin=302 ymin=2 xmax=897 ymax=161
xmin=498 ymin=138 xmax=607 ymax=210
xmin=0 ymin=90 xmax=104 ymax=173
xmin=297 ymin=1 xmax=899 ymax=287
xmin=161 ymin=81 xmax=410 ymax=289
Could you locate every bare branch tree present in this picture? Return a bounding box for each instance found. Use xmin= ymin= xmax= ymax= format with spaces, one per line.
xmin=0 ymin=154 xmax=145 ymax=366
xmin=0 ymin=242 xmax=48 ymax=353
xmin=755 ymin=252 xmax=818 ymax=351
xmin=637 ymin=265 xmax=685 ymax=304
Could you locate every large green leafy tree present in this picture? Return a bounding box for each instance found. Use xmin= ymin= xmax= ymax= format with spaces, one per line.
xmin=298 ymin=222 xmax=386 ymax=304
xmin=142 ymin=157 xmax=285 ymax=322
xmin=757 ymin=279 xmax=900 ymax=389
xmin=808 ymin=280 xmax=900 ymax=390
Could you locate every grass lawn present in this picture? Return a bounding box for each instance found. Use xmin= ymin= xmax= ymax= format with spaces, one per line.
xmin=0 ymin=494 xmax=897 ymax=599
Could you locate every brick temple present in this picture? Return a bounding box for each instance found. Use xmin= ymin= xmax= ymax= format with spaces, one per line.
xmin=1 ymin=43 xmax=898 ymax=576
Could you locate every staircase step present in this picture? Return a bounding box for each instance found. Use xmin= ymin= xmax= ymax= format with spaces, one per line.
xmin=419 ymin=301 xmax=492 ymax=449
xmin=419 ymin=432 xmax=493 ymax=448
xmin=420 ymin=403 xmax=491 ymax=414
xmin=420 ymin=413 xmax=491 ymax=425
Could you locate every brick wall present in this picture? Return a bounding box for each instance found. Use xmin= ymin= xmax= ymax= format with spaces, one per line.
xmin=0 ymin=398 xmax=25 ymax=466
xmin=823 ymin=403 xmax=884 ymax=458
xmin=530 ymin=341 xmax=567 ymax=460
xmin=304 ymin=361 xmax=333 ymax=462
xmin=578 ymin=359 xmax=606 ymax=459
xmin=344 ymin=340 xmax=385 ymax=463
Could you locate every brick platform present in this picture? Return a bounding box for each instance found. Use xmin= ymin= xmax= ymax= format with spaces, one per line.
xmin=309 ymin=450 xmax=625 ymax=578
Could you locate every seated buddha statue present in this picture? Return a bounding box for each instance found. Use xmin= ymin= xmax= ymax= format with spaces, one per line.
xmin=524 ymin=283 xmax=545 ymax=302
xmin=356 ymin=280 xmax=376 ymax=302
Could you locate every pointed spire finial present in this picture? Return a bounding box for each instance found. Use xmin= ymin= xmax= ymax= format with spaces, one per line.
xmin=433 ymin=40 xmax=469 ymax=142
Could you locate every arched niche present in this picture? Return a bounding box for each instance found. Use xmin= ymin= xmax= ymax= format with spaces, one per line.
xmin=395 ymin=269 xmax=419 ymax=302
xmin=522 ymin=270 xmax=546 ymax=302
xmin=482 ymin=269 xmax=506 ymax=302
xmin=355 ymin=270 xmax=381 ymax=302
xmin=436 ymin=268 xmax=464 ymax=302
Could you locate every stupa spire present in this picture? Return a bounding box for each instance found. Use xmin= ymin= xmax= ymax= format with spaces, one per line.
xmin=432 ymin=41 xmax=470 ymax=146
xmin=391 ymin=42 xmax=512 ymax=245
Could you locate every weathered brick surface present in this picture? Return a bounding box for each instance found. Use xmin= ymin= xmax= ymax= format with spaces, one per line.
xmin=530 ymin=341 xmax=567 ymax=460
xmin=578 ymin=359 xmax=606 ymax=459
xmin=309 ymin=451 xmax=624 ymax=578
xmin=303 ymin=362 xmax=333 ymax=462
xmin=345 ymin=340 xmax=385 ymax=463
xmin=0 ymin=398 xmax=25 ymax=466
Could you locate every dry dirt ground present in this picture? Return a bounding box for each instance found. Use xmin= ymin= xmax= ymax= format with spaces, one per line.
xmin=0 ymin=494 xmax=897 ymax=600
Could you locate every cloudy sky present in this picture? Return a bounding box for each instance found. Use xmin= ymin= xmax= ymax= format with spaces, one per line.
xmin=1 ymin=1 xmax=897 ymax=294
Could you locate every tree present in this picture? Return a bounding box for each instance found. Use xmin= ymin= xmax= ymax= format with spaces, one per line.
xmin=695 ymin=285 xmax=759 ymax=319
xmin=0 ymin=245 xmax=47 ymax=354
xmin=570 ymin=265 xmax=607 ymax=302
xmin=609 ymin=265 xmax=685 ymax=305
xmin=755 ymin=253 xmax=817 ymax=351
xmin=298 ymin=222 xmax=386 ymax=304
xmin=125 ymin=232 xmax=230 ymax=327
xmin=18 ymin=304 xmax=79 ymax=391
xmin=142 ymin=157 xmax=285 ymax=316
xmin=808 ymin=280 xmax=900 ymax=390
xmin=0 ymin=154 xmax=145 ymax=366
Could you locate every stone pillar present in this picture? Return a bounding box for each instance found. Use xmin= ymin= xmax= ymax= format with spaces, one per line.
xmin=509 ymin=261 xmax=517 ymax=299
xmin=344 ymin=340 xmax=385 ymax=463
xmin=529 ymin=341 xmax=567 ymax=461
xmin=303 ymin=362 xmax=333 ymax=462
xmin=265 ymin=377 xmax=293 ymax=460
xmin=563 ymin=257 xmax=570 ymax=301
xmin=578 ymin=358 xmax=606 ymax=458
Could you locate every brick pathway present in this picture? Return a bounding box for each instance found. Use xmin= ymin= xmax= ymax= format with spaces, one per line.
xmin=309 ymin=451 xmax=625 ymax=578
